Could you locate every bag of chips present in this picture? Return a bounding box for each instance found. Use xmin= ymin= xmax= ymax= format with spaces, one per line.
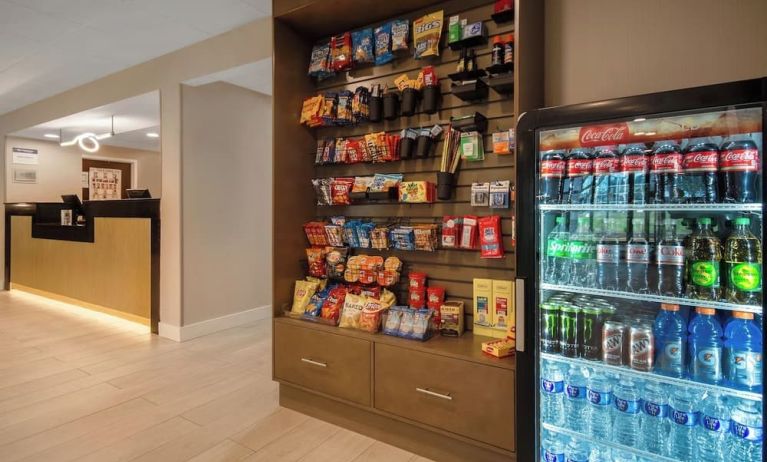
xmin=397 ymin=308 xmax=416 ymax=337
xmin=379 ymin=288 xmax=397 ymax=308
xmin=383 ymin=306 xmax=405 ymax=335
xmin=374 ymin=22 xmax=394 ymax=65
xmin=306 ymin=247 xmax=327 ymax=278
xmin=410 ymin=308 xmax=434 ymax=340
xmin=308 ymin=41 xmax=333 ymax=79
xmin=325 ymin=224 xmax=344 ymax=247
xmin=321 ymin=287 xmax=347 ymax=323
xmin=326 ymin=247 xmax=348 ymax=279
xmin=312 ymin=178 xmax=332 ymax=206
xmin=352 ymin=28 xmax=374 ymax=64
xmin=360 ymin=285 xmax=382 ymax=300
xmin=391 ymin=19 xmax=409 ymax=52
xmin=331 ymin=32 xmax=352 ymax=71
xmin=413 ymin=11 xmax=444 ymax=59
xmin=339 ymin=293 xmax=366 ymax=328
xmin=358 ymin=299 xmax=385 ymax=333
xmin=352 ymin=176 xmax=374 ymax=193
xmin=305 ymin=286 xmax=331 ymax=317
xmin=330 ymin=177 xmax=355 ymax=205
xmin=292 ymin=280 xmax=319 ymax=313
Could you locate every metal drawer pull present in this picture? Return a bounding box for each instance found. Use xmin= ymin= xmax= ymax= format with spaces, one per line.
xmin=416 ymin=387 xmax=453 ymax=401
xmin=300 ymin=358 xmax=327 ymax=368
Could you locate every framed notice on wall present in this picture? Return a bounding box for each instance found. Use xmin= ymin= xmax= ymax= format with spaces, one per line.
xmin=12 ymin=147 xmax=38 ymax=165
xmin=89 ymin=167 xmax=121 ymax=200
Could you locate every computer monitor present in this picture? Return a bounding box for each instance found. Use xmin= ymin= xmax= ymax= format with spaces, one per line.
xmin=61 ymin=194 xmax=83 ymax=214
xmin=126 ymin=189 xmax=151 ymax=199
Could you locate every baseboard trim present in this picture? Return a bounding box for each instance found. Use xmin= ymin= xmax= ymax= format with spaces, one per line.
xmin=159 ymin=305 xmax=272 ymax=342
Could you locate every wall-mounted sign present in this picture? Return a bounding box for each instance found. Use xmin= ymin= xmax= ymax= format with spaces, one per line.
xmin=89 ymin=167 xmax=121 ymax=200
xmin=82 ymin=171 xmax=89 ymax=188
xmin=12 ymin=147 xmax=39 ymax=165
xmin=13 ymin=168 xmax=37 ymax=183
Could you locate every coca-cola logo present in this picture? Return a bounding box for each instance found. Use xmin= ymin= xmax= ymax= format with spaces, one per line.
xmin=660 ymin=246 xmax=684 ymax=257
xmin=720 ymin=148 xmax=759 ymax=172
xmin=594 ymin=157 xmax=619 ymax=175
xmin=579 ymin=123 xmax=629 ymax=147
xmin=627 ymin=245 xmax=649 ymax=263
xmin=541 ymin=159 xmax=566 ymax=178
xmin=567 ymin=158 xmax=593 ymax=177
xmin=683 ymin=151 xmax=718 ymax=172
xmin=622 ymin=154 xmax=649 ymax=173
xmin=651 ymin=153 xmax=683 ymax=173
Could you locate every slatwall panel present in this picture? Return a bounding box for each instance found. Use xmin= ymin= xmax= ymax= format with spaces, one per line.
xmin=309 ymin=0 xmax=516 ymax=329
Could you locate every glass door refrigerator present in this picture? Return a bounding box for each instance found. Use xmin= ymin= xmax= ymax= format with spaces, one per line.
xmin=515 ymin=78 xmax=767 ymax=462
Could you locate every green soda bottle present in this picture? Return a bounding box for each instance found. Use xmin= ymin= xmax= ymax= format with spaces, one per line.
xmin=724 ymin=217 xmax=762 ymax=305
xmin=687 ymin=217 xmax=722 ymax=300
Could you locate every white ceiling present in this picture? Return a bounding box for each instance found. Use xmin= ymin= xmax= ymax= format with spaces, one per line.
xmin=12 ymin=91 xmax=161 ymax=151
xmin=0 ymin=0 xmax=271 ymax=116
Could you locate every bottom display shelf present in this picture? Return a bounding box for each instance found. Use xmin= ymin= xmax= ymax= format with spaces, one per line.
xmin=541 ymin=423 xmax=677 ymax=462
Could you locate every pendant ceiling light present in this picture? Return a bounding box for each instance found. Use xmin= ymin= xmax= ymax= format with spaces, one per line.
xmin=59 ymin=115 xmax=115 ymax=153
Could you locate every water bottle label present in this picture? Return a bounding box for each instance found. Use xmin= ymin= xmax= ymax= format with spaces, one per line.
xmin=683 ymin=150 xmax=718 ymax=172
xmin=565 ymin=455 xmax=589 ymax=462
xmin=642 ymin=401 xmax=668 ymax=418
xmin=614 ymin=397 xmax=640 ymax=414
xmin=569 ymin=241 xmax=594 ymax=260
xmin=730 ymin=263 xmax=762 ymax=292
xmin=565 ymin=384 xmax=586 ymax=400
xmin=671 ymin=409 xmax=699 ymax=426
xmin=732 ymin=421 xmax=764 ymax=441
xmin=567 ymin=158 xmax=593 ymax=177
xmin=541 ymin=379 xmax=564 ymax=394
xmin=587 ymin=389 xmax=612 ymax=406
xmin=651 ymin=152 xmax=683 ymax=173
xmin=694 ymin=347 xmax=722 ymax=381
xmin=657 ymin=245 xmax=684 ymax=266
xmin=720 ymin=148 xmax=759 ymax=172
xmin=626 ymin=244 xmax=650 ymax=264
xmin=691 ymin=261 xmax=720 ymax=288
xmin=729 ymin=350 xmax=763 ymax=387
xmin=622 ymin=154 xmax=649 ymax=173
xmin=543 ymin=450 xmax=565 ymax=462
xmin=594 ymin=157 xmax=619 ymax=175
xmin=702 ymin=414 xmax=729 ymax=433
xmin=541 ymin=159 xmax=566 ymax=178
xmin=596 ymin=244 xmax=619 ymax=264
xmin=547 ymin=239 xmax=568 ymax=258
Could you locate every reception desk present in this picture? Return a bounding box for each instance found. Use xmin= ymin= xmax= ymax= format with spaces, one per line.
xmin=5 ymin=199 xmax=160 ymax=332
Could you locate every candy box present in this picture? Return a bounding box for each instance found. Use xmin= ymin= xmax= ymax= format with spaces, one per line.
xmin=492 ymin=279 xmax=514 ymax=330
xmin=398 ymin=181 xmax=435 ymax=203
xmin=481 ymin=338 xmax=514 ymax=358
xmin=439 ymin=300 xmax=464 ymax=337
xmin=472 ymin=278 xmax=493 ymax=327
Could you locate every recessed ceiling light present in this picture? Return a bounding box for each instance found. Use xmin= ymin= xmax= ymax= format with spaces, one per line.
xmin=645 ymin=132 xmax=657 ymax=136
xmin=633 ymin=118 xmax=646 ymax=122
xmin=146 ymin=132 xmax=159 ymax=138
xmin=44 ymin=133 xmax=59 ymax=139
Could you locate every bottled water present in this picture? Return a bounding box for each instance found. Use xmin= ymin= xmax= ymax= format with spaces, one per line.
xmin=596 ymin=217 xmax=621 ymax=290
xmin=668 ymin=388 xmax=700 ymax=461
xmin=586 ymin=372 xmax=612 ymax=441
xmin=728 ymin=399 xmax=763 ymax=462
xmin=694 ymin=393 xmax=730 ymax=462
xmin=540 ymin=430 xmax=565 ymax=462
xmin=545 ymin=216 xmax=570 ymax=284
xmin=563 ymin=366 xmax=587 ymax=431
xmin=540 ymin=360 xmax=565 ymax=426
xmin=611 ymin=449 xmax=637 ymax=462
xmin=563 ymin=438 xmax=589 ymax=462
xmin=612 ymin=378 xmax=641 ymax=447
xmin=626 ymin=216 xmax=650 ymax=293
xmin=566 ymin=215 xmax=596 ymax=287
xmin=638 ymin=381 xmax=669 ymax=455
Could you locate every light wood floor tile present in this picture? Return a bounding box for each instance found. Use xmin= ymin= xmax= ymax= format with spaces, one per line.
xmin=186 ymin=439 xmax=254 ymax=462
xmin=297 ymin=427 xmax=375 ymax=462
xmin=353 ymin=441 xmax=419 ymax=462
xmin=231 ymin=408 xmax=309 ymax=452
xmin=241 ymin=417 xmax=341 ymax=462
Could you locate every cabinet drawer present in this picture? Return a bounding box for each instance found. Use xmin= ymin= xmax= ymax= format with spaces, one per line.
xmin=374 ymin=344 xmax=515 ymax=451
xmin=274 ymin=321 xmax=372 ymax=406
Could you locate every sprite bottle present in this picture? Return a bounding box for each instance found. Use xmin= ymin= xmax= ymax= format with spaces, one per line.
xmin=724 ymin=217 xmax=762 ymax=305
xmin=687 ymin=217 xmax=722 ymax=300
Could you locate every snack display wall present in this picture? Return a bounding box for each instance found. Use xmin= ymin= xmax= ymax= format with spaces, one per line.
xmin=273 ymin=1 xmax=543 ymax=460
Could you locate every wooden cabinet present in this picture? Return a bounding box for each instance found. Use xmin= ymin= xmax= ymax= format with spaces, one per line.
xmin=274 ymin=321 xmax=372 ymax=406
xmin=374 ymin=343 xmax=516 ymax=451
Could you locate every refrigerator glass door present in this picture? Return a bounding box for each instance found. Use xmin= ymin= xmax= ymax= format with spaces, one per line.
xmin=536 ymin=104 xmax=764 ymax=461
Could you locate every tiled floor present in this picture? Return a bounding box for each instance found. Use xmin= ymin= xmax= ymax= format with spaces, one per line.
xmin=0 ymin=290 xmax=431 ymax=461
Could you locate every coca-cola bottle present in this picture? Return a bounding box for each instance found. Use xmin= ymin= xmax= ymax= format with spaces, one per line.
xmin=627 ymin=216 xmax=651 ymax=293
xmin=565 ymin=148 xmax=594 ymax=204
xmin=720 ymin=134 xmax=760 ymax=203
xmin=593 ymin=145 xmax=620 ymax=204
xmin=649 ymin=140 xmax=684 ymax=204
xmin=539 ymin=150 xmax=566 ymax=203
xmin=596 ymin=217 xmax=621 ymax=290
xmin=683 ymin=138 xmax=719 ymax=203
xmin=620 ymin=143 xmax=648 ymax=205
xmin=657 ymin=219 xmax=685 ymax=297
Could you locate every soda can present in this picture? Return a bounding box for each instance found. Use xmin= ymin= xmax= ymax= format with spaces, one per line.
xmin=559 ymin=303 xmax=580 ymax=357
xmin=540 ymin=302 xmax=560 ymax=353
xmin=602 ymin=319 xmax=627 ymax=366
xmin=629 ymin=323 xmax=655 ymax=371
xmin=580 ymin=304 xmax=603 ymax=360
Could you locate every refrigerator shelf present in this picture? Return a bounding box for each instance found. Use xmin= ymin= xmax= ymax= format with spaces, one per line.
xmin=541 ymin=352 xmax=762 ymax=402
xmin=541 ymin=422 xmax=678 ymax=462
xmin=540 ymin=283 xmax=763 ymax=314
xmin=538 ymin=203 xmax=763 ymax=212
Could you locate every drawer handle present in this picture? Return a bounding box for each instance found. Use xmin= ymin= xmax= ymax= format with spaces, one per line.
xmin=300 ymin=358 xmax=327 ymax=368
xmin=416 ymin=387 xmax=453 ymax=401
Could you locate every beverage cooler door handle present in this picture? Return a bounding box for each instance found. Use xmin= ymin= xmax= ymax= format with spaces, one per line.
xmin=515 ymin=278 xmax=525 ymax=352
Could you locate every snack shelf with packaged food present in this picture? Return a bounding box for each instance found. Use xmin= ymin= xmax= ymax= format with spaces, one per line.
xmin=540 ymin=283 xmax=762 ymax=314
xmin=540 ymin=352 xmax=761 ymax=402
xmin=541 ymin=423 xmax=678 ymax=462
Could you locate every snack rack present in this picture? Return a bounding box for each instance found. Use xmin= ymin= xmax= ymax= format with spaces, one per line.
xmin=272 ymin=1 xmax=543 ymax=461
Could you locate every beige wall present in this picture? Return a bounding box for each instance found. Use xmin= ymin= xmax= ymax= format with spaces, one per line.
xmin=545 ymin=0 xmax=767 ymax=106
xmin=5 ymin=136 xmax=161 ymax=203
xmin=0 ymin=19 xmax=272 ymax=332
xmin=181 ymin=83 xmax=272 ymax=325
